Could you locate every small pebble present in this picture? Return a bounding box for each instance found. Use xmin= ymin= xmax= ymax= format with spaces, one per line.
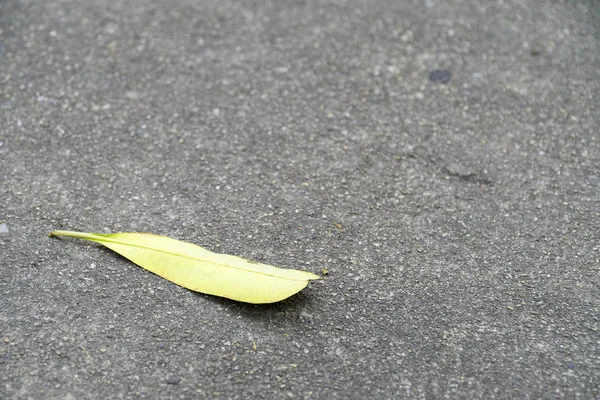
xmin=446 ymin=162 xmax=474 ymax=178
xmin=166 ymin=375 xmax=181 ymax=385
xmin=125 ymin=91 xmax=139 ymax=100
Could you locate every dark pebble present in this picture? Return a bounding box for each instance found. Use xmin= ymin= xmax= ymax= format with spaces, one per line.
xmin=429 ymin=69 xmax=452 ymax=84
xmin=166 ymin=375 xmax=181 ymax=385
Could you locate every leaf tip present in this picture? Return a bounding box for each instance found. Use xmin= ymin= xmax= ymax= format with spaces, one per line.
xmin=308 ymin=272 xmax=323 ymax=280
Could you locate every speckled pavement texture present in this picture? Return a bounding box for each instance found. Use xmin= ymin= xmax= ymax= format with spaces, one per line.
xmin=1 ymin=0 xmax=599 ymax=398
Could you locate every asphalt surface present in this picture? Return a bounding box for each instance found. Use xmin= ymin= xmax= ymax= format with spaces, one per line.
xmin=1 ymin=0 xmax=599 ymax=399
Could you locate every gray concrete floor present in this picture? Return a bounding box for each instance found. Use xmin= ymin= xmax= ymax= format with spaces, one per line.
xmin=1 ymin=0 xmax=599 ymax=398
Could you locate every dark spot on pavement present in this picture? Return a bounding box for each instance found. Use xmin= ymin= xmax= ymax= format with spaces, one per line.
xmin=166 ymin=375 xmax=181 ymax=385
xmin=429 ymin=69 xmax=452 ymax=84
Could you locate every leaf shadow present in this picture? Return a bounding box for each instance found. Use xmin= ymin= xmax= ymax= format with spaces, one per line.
xmin=194 ymin=289 xmax=318 ymax=325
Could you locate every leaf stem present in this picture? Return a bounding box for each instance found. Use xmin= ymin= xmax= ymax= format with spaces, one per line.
xmin=49 ymin=230 xmax=101 ymax=240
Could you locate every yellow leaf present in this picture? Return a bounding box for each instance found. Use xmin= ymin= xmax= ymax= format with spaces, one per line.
xmin=49 ymin=230 xmax=320 ymax=304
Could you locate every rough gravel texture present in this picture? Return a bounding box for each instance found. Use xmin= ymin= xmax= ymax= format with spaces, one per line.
xmin=1 ymin=0 xmax=599 ymax=399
